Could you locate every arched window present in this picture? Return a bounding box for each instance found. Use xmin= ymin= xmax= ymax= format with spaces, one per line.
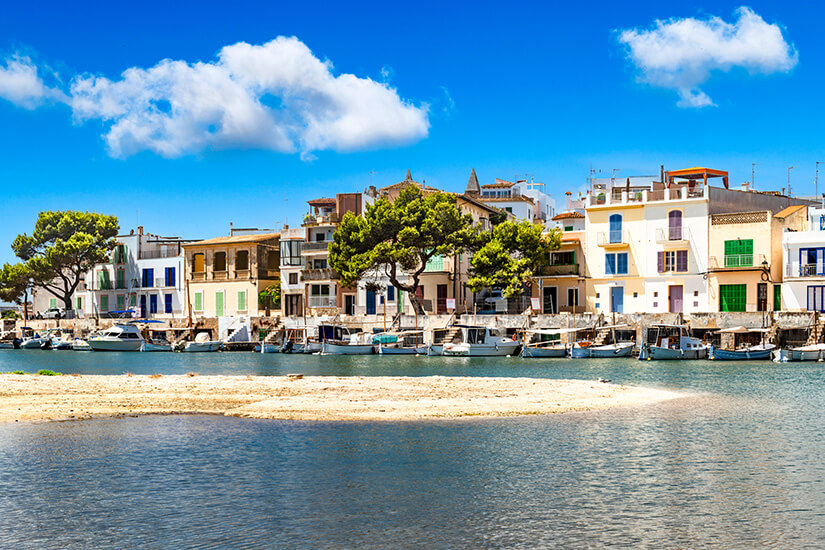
xmin=668 ymin=210 xmax=683 ymax=240
xmin=214 ymin=251 xmax=227 ymax=272
xmin=192 ymin=253 xmax=205 ymax=273
xmin=609 ymin=214 xmax=622 ymax=243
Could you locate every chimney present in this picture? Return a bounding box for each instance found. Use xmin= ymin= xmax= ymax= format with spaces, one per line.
xmin=660 ymin=165 xmax=664 ymax=182
xmin=137 ymin=226 xmax=144 ymax=235
xmin=741 ymin=182 xmax=751 ymax=192
xmin=230 ymin=222 xmax=234 ymax=235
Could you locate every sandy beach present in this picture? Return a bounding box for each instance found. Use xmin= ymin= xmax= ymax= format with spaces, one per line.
xmin=0 ymin=374 xmax=683 ymax=423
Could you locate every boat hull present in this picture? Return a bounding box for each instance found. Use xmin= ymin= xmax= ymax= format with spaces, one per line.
xmin=72 ymin=341 xmax=92 ymax=351
xmin=642 ymin=345 xmax=709 ymax=360
xmin=20 ymin=338 xmax=45 ymax=349
xmin=141 ymin=342 xmax=172 ymax=352
xmin=573 ymin=343 xmax=635 ymax=358
xmin=427 ymin=345 xmax=444 ymax=356
xmin=522 ymin=345 xmax=567 ymax=358
xmin=711 ymin=345 xmax=775 ymax=360
xmin=443 ymin=342 xmax=519 ymax=357
xmin=775 ymin=345 xmax=825 ymax=362
xmin=321 ymin=342 xmax=374 ymax=355
xmin=88 ymin=339 xmax=144 ymax=352
xmin=183 ymin=341 xmax=222 ymax=352
xmin=379 ymin=345 xmax=428 ymax=355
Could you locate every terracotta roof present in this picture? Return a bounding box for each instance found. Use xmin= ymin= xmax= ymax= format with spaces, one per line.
xmin=481 ymin=178 xmax=516 ymax=189
xmin=308 ymin=197 xmax=336 ymax=206
xmin=457 ymin=194 xmax=501 ymax=214
xmin=774 ymin=204 xmax=806 ymax=219
xmin=186 ymin=232 xmax=280 ymax=247
xmin=552 ymin=211 xmax=585 ymax=221
xmin=480 ymin=195 xmax=534 ymax=204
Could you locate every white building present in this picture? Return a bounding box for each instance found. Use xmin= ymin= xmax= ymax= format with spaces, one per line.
xmin=76 ymin=227 xmax=188 ymax=319
xmin=472 ymin=171 xmax=555 ymax=227
xmin=782 ymin=205 xmax=825 ymax=312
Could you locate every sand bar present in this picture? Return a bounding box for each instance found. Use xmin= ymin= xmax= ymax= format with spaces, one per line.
xmin=0 ymin=374 xmax=683 ymax=423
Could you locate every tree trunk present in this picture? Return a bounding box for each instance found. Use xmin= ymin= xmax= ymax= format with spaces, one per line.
xmin=407 ymin=290 xmax=425 ymax=315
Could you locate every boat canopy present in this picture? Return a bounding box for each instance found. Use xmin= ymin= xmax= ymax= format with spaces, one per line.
xmin=714 ymin=326 xmax=769 ymax=334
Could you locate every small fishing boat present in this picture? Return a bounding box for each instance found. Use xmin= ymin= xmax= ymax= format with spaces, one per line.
xmin=442 ymin=326 xmax=519 ymax=357
xmin=377 ymin=331 xmax=427 ymax=355
xmin=141 ymin=340 xmax=172 ymax=352
xmin=20 ymin=328 xmax=48 ymax=349
xmin=427 ymin=344 xmax=444 ymax=356
xmin=571 ymin=325 xmax=634 ymax=358
xmin=181 ymin=332 xmax=222 ymax=352
xmin=88 ymin=324 xmax=145 ymax=352
xmin=256 ymin=343 xmax=280 ymax=353
xmin=638 ymin=324 xmax=710 ymax=360
xmin=710 ymin=326 xmax=774 ymax=360
xmin=321 ymin=330 xmax=375 ymax=355
xmin=774 ymin=343 xmax=825 ymax=362
xmin=520 ymin=328 xmax=572 ymax=358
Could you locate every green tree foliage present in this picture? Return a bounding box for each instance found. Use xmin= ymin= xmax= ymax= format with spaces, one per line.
xmin=10 ymin=211 xmax=119 ymax=310
xmin=259 ymin=283 xmax=281 ymax=310
xmin=0 ymin=263 xmax=36 ymax=320
xmin=329 ymin=186 xmax=477 ymax=314
xmin=468 ymin=220 xmax=561 ymax=297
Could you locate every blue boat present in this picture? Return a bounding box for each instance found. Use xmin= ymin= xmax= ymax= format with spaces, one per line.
xmin=710 ymin=326 xmax=774 ymax=361
xmin=638 ymin=324 xmax=710 ymax=360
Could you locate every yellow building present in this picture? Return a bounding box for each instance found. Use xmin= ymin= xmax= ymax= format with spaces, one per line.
xmin=184 ymin=233 xmax=280 ymax=318
xmin=532 ymin=211 xmax=586 ymax=314
xmin=708 ymin=206 xmax=806 ymax=312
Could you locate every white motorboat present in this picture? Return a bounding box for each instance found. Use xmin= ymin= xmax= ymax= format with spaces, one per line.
xmin=638 ymin=324 xmax=709 ymax=360
xmin=142 ymin=341 xmax=172 ymax=352
xmin=572 ymin=341 xmax=635 ymax=358
xmin=21 ymin=336 xmax=48 ymax=349
xmin=774 ymin=343 xmax=825 ymax=362
xmin=182 ymin=332 xmax=222 ymax=352
xmin=72 ymin=339 xmax=92 ymax=351
xmin=88 ymin=324 xmax=145 ymax=352
xmin=442 ymin=326 xmax=519 ymax=357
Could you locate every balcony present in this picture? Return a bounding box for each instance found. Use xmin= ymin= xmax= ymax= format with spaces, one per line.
xmin=597 ymin=230 xmax=630 ymax=248
xmin=234 ymin=269 xmax=250 ymax=280
xmin=192 ymin=271 xmax=206 ymax=281
xmin=709 ymin=254 xmax=766 ymax=271
xmin=139 ymin=249 xmax=180 ymax=260
xmin=302 ymin=241 xmax=331 ymax=252
xmin=213 ymin=270 xmax=228 ymax=280
xmin=537 ymin=264 xmax=579 ymax=276
xmin=301 ymin=268 xmax=340 ymax=281
xmin=302 ymin=213 xmax=339 ymax=227
xmin=308 ymin=296 xmax=337 ymax=308
xmin=786 ymin=264 xmax=825 ymax=278
xmin=655 ymin=226 xmax=692 ymax=246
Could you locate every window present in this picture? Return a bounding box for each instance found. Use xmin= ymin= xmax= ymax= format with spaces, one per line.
xmin=564 ymin=225 xmax=574 ymax=231
xmin=165 ymin=267 xmax=176 ymax=287
xmin=387 ymin=286 xmax=395 ymax=301
xmin=113 ymin=244 xmax=127 ymax=263
xmin=117 ymin=295 xmax=125 ymax=310
xmin=130 ymin=294 xmax=136 ymax=307
xmin=311 ymin=284 xmax=330 ymax=296
xmin=98 ymin=270 xmax=111 ymax=290
xmin=774 ymin=285 xmax=782 ymax=311
xmin=425 ymin=254 xmax=445 ymax=272
xmin=720 ymin=284 xmax=747 ymax=312
xmin=280 ymin=241 xmax=303 ymax=266
xmin=266 ymin=250 xmax=278 ymax=269
xmin=609 ymin=214 xmax=622 ymax=243
xmin=194 ymin=291 xmax=203 ymax=311
xmin=75 ymin=296 xmax=84 ymax=310
xmin=236 ymin=250 xmax=249 ymax=271
xmin=192 ymin=253 xmax=205 ymax=273
xmin=549 ymin=251 xmax=575 ymax=265
xmin=808 ymin=286 xmax=825 ymax=313
xmin=149 ymin=295 xmax=158 ymax=314
xmin=116 ymin=269 xmax=126 ymax=289
xmin=238 ymin=290 xmax=247 ymax=311
xmin=288 ymin=273 xmax=298 ymax=285
xmin=605 ymin=253 xmax=628 ymax=275
xmin=668 ymin=210 xmax=683 ymax=240
xmin=49 ymin=298 xmax=57 ymax=309
xmin=799 ymin=248 xmax=825 ymax=276
xmin=142 ymin=268 xmax=154 ymax=288
xmin=100 ymin=295 xmax=109 ymax=312
xmin=505 ymin=207 xmax=513 ymax=213
xmin=659 ymin=250 xmax=688 ymax=272
xmin=313 ymin=258 xmax=328 ymax=269
xmin=724 ymin=239 xmax=753 ymax=267
xmin=567 ymin=288 xmax=579 ymax=306
xmin=214 ymin=251 xmax=227 ymax=271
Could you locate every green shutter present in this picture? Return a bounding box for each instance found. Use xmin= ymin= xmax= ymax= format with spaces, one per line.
xmin=216 ymin=292 xmax=225 ymax=316
xmin=130 ymin=294 xmax=136 ymax=307
xmin=774 ymin=285 xmax=782 ymax=311
xmin=101 ymin=295 xmax=109 ymax=312
xmin=238 ymin=290 xmax=246 ymax=311
xmin=117 ymin=295 xmax=125 ymax=310
xmin=117 ymin=269 xmax=126 ymax=289
xmin=720 ymin=284 xmax=747 ymax=312
xmin=76 ymin=297 xmax=83 ymax=310
xmin=49 ymin=298 xmax=57 ymax=309
xmin=194 ymin=292 xmax=203 ymax=311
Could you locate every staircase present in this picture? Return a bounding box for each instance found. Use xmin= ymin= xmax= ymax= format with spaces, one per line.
xmin=264 ymin=323 xmax=284 ymax=344
xmin=436 ymin=326 xmax=462 ymax=344
xmin=592 ymin=328 xmax=611 ymax=346
xmin=806 ymin=318 xmax=825 ymax=345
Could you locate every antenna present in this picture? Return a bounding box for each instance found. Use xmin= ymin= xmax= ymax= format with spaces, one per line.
xmin=751 ymin=163 xmax=757 ymax=186
xmin=788 ymin=166 xmax=795 ymax=197
xmin=817 ymin=162 xmax=824 ymax=198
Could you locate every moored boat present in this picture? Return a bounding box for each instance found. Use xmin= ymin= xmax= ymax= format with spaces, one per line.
xmin=377 ymin=331 xmax=427 ymax=355
xmin=573 ymin=341 xmax=635 ymax=358
xmin=180 ymin=332 xmax=222 ymax=352
xmin=774 ymin=343 xmax=825 ymax=362
xmin=72 ymin=339 xmax=92 ymax=351
xmin=520 ymin=328 xmax=573 ymax=358
xmin=441 ymin=326 xmax=519 ymax=357
xmin=710 ymin=326 xmax=774 ymax=360
xmin=88 ymin=324 xmax=145 ymax=352
xmin=638 ymin=324 xmax=710 ymax=360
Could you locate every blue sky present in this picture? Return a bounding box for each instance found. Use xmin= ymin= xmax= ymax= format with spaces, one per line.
xmin=0 ymin=1 xmax=821 ymax=264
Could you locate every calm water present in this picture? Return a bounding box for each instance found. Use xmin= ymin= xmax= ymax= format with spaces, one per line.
xmin=1 ymin=351 xmax=825 ymax=548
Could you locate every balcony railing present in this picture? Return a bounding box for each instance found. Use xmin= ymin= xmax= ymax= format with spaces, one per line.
xmin=302 ymin=213 xmax=339 ymax=227
xmin=588 ymin=184 xmax=705 ymax=206
xmin=308 ymin=296 xmax=337 ymax=308
xmin=302 ymin=241 xmax=331 ymax=252
xmin=537 ymin=264 xmax=579 ymax=276
xmin=709 ymin=254 xmax=766 ymax=270
xmin=786 ymin=264 xmax=825 ymax=278
xmin=724 ymin=254 xmax=754 ymax=268
xmin=597 ymin=230 xmax=629 ymax=246
xmin=139 ymin=249 xmax=180 ymax=260
xmin=655 ymin=226 xmax=692 ymax=243
xmin=301 ymin=268 xmax=340 ymax=281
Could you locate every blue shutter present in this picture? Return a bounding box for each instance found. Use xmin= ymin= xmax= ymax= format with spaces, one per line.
xmin=387 ymin=286 xmax=395 ymax=301
xmin=605 ymin=254 xmax=615 ymax=275
xmin=617 ymin=253 xmax=628 ymax=274
xmin=609 ymin=214 xmax=622 ymax=243
xmin=165 ymin=294 xmax=173 ymax=313
xmin=165 ymin=267 xmax=175 ymax=287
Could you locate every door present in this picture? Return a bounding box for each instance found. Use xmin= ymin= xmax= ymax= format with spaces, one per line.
xmin=216 ymin=291 xmax=225 ymax=317
xmin=668 ymin=285 xmax=683 ymax=313
xmin=611 ymin=286 xmax=624 ymax=314
xmin=140 ymin=295 xmax=147 ymax=318
xmin=149 ymin=295 xmax=158 ymax=315
xmin=366 ymin=290 xmax=376 ymax=315
xmin=543 ymin=287 xmax=558 ymax=314
xmin=164 ymin=294 xmax=173 ymax=314
xmin=437 ymin=284 xmax=448 ymax=314
xmin=345 ymin=294 xmax=356 ymax=316
xmin=757 ymin=283 xmax=768 ymax=312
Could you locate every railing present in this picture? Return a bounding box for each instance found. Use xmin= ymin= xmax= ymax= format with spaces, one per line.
xmin=655 ymin=226 xmax=691 ymax=243
xmin=724 ymin=254 xmax=754 ymax=268
xmin=538 ymin=264 xmax=579 ymax=276
xmin=308 ymin=296 xmax=337 ymax=308
xmin=597 ymin=230 xmax=629 ymax=246
xmin=302 ymin=213 xmax=339 ymax=226
xmin=281 ymin=257 xmax=306 ymax=268
xmin=587 ymin=184 xmax=705 ymax=206
xmin=786 ymin=264 xmax=825 ymax=277
xmin=301 ymin=268 xmax=340 ymax=281
xmin=139 ymin=249 xmax=180 ymax=260
xmin=302 ymin=241 xmax=330 ymax=251
xmin=709 ymin=254 xmax=766 ymax=270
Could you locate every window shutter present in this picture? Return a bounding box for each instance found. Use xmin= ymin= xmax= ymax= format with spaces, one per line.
xmin=676 ymin=250 xmax=688 ymax=272
xmin=605 ymin=254 xmax=615 ymax=275
xmin=617 ymin=253 xmax=628 ymax=274
xmin=657 ymin=252 xmax=664 ymax=273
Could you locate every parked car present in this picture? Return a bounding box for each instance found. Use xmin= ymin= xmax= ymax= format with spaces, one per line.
xmin=39 ymin=308 xmax=76 ymax=320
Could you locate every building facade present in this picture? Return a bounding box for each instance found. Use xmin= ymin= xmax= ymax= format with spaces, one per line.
xmin=782 ymin=205 xmax=825 ymax=312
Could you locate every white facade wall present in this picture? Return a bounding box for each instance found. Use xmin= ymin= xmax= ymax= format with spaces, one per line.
xmin=782 ymin=221 xmax=825 ymax=312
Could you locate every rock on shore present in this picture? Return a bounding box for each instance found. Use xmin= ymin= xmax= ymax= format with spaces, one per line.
xmin=0 ymin=374 xmax=683 ymax=423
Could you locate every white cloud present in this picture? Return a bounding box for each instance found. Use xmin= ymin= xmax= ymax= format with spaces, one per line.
xmin=0 ymin=56 xmax=65 ymax=109
xmin=618 ymin=7 xmax=798 ymax=107
xmin=0 ymin=37 xmax=430 ymax=158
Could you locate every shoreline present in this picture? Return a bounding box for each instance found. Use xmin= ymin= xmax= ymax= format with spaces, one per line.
xmin=0 ymin=374 xmax=684 ymax=423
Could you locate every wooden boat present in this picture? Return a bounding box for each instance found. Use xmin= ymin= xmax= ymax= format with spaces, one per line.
xmin=774 ymin=343 xmax=825 ymax=362
xmin=442 ymin=326 xmax=519 ymax=357
xmin=182 ymin=332 xmax=222 ymax=352
xmin=319 ymin=325 xmax=374 ymax=355
xmin=520 ymin=328 xmax=572 ymax=358
xmin=377 ymin=331 xmax=427 ymax=355
xmin=638 ymin=324 xmax=709 ymax=360
xmin=710 ymin=326 xmax=774 ymax=360
xmin=572 ymin=341 xmax=634 ymax=358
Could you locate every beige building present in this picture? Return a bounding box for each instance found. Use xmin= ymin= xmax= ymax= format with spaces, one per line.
xmin=185 ymin=233 xmax=280 ymax=318
xmin=708 ymin=206 xmax=806 ymax=312
xmin=532 ymin=210 xmax=586 ymax=314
